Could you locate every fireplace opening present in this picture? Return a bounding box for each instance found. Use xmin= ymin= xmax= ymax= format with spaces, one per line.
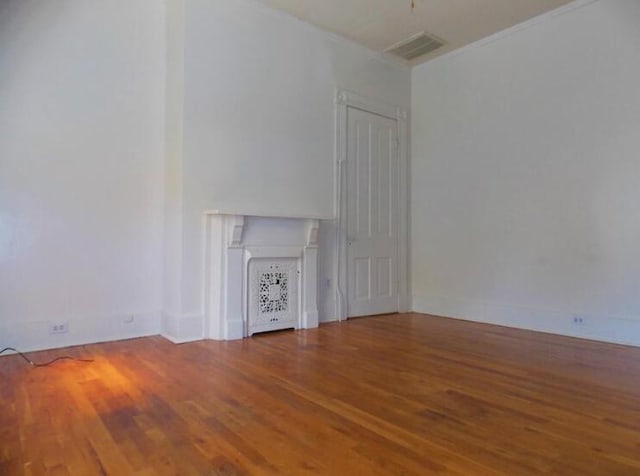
xmin=247 ymin=258 xmax=300 ymax=336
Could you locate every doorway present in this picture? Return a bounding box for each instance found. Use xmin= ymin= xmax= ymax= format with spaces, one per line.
xmin=335 ymin=90 xmax=409 ymax=320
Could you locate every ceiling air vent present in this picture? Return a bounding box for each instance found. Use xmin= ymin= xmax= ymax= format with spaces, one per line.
xmin=385 ymin=32 xmax=445 ymax=60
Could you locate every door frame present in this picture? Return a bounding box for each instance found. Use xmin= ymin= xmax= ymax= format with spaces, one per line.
xmin=334 ymin=88 xmax=410 ymax=321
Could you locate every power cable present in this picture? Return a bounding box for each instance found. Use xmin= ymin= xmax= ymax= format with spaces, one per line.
xmin=0 ymin=347 xmax=94 ymax=367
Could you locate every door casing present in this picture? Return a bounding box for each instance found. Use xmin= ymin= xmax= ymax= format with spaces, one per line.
xmin=334 ymin=89 xmax=410 ymax=320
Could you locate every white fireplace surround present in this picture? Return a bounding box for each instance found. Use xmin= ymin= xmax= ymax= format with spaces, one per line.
xmin=203 ymin=211 xmax=322 ymax=340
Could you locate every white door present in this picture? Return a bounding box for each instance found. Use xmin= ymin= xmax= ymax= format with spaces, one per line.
xmin=346 ymin=107 xmax=399 ymax=317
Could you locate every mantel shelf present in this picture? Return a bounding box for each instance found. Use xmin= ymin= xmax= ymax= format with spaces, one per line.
xmin=203 ymin=209 xmax=334 ymax=221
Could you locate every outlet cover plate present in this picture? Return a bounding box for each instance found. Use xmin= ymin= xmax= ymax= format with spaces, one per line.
xmin=49 ymin=322 xmax=69 ymax=335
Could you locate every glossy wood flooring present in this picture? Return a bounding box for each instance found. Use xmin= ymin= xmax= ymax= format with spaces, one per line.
xmin=3 ymin=314 xmax=640 ymax=475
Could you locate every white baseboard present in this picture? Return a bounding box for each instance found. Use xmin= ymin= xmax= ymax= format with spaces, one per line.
xmin=413 ymin=294 xmax=640 ymax=348
xmin=302 ymin=310 xmax=319 ymax=329
xmin=319 ymin=297 xmax=338 ymax=323
xmin=0 ymin=310 xmax=161 ymax=354
xmin=161 ymin=311 xmax=204 ymax=343
xmin=224 ymin=318 xmax=244 ymax=341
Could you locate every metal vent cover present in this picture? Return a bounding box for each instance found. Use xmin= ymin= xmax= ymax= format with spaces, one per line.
xmin=385 ymin=32 xmax=445 ymax=60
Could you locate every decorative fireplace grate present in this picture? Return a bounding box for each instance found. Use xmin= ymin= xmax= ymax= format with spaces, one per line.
xmin=248 ymin=258 xmax=299 ymax=335
xmin=259 ymin=271 xmax=288 ymax=314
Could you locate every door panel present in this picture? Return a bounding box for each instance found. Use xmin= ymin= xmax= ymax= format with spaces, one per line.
xmin=354 ymin=257 xmax=370 ymax=300
xmin=376 ymin=257 xmax=392 ymax=297
xmin=346 ymin=107 xmax=399 ymax=317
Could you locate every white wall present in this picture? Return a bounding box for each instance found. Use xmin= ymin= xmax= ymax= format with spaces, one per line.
xmin=0 ymin=0 xmax=409 ymax=349
xmin=0 ymin=0 xmax=165 ymax=351
xmin=163 ymin=0 xmax=185 ymax=332
xmin=163 ymin=0 xmax=411 ymax=340
xmin=411 ymin=0 xmax=640 ymax=345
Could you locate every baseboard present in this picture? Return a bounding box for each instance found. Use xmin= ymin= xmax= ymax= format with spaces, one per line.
xmin=319 ymin=297 xmax=338 ymax=323
xmin=161 ymin=311 xmax=204 ymax=343
xmin=0 ymin=310 xmax=161 ymax=354
xmin=302 ymin=310 xmax=319 ymax=329
xmin=412 ymin=294 xmax=640 ymax=348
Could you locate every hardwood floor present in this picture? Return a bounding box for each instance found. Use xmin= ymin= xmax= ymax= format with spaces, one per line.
xmin=2 ymin=313 xmax=640 ymax=475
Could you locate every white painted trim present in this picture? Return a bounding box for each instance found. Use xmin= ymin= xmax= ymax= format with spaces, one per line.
xmin=416 ymin=0 xmax=600 ymax=71
xmin=319 ymin=296 xmax=339 ymax=323
xmin=306 ymin=219 xmax=320 ymax=247
xmin=413 ymin=293 xmax=640 ymax=348
xmin=335 ymin=89 xmax=403 ymax=123
xmin=161 ymin=311 xmax=204 ymax=343
xmin=244 ymin=246 xmax=304 ymax=259
xmin=0 ymin=311 xmax=162 ymax=354
xmin=203 ymin=214 xmax=320 ymax=340
xmin=334 ymin=88 xmax=410 ymax=320
xmin=203 ymin=209 xmax=333 ymax=220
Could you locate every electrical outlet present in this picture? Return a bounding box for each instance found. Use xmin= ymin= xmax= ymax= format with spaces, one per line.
xmin=124 ymin=314 xmax=135 ymax=324
xmin=49 ymin=322 xmax=69 ymax=335
xmin=572 ymin=315 xmax=586 ymax=326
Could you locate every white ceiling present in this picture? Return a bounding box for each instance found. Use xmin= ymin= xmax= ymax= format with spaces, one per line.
xmin=252 ymin=0 xmax=575 ymax=65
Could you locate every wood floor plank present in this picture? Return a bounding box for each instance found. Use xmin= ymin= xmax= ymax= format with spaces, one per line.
xmin=3 ymin=313 xmax=640 ymax=474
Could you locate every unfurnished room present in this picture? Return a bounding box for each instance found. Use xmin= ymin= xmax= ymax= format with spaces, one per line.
xmin=2 ymin=0 xmax=640 ymax=474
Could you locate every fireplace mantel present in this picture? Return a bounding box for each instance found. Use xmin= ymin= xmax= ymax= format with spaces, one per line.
xmin=203 ymin=211 xmax=325 ymax=340
xmin=203 ymin=209 xmax=333 ymax=220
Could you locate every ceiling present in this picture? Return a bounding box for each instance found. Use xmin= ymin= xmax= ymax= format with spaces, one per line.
xmin=252 ymin=0 xmax=575 ymax=65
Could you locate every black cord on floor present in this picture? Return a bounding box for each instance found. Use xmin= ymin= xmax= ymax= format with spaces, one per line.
xmin=0 ymin=347 xmax=94 ymax=367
